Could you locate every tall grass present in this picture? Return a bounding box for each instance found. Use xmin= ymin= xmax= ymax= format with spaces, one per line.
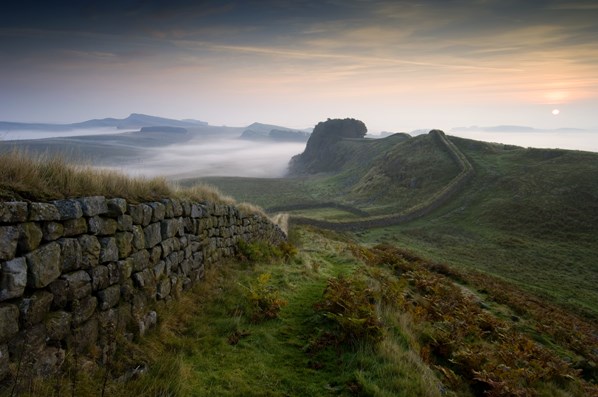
xmin=0 ymin=150 xmax=258 ymax=209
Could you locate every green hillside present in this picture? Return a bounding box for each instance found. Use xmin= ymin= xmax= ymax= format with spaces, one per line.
xmin=187 ymin=129 xmax=598 ymax=318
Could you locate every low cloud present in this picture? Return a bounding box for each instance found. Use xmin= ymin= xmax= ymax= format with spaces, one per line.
xmin=107 ymin=138 xmax=306 ymax=179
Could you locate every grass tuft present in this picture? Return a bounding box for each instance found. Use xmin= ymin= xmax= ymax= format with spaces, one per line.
xmin=0 ymin=150 xmax=263 ymax=214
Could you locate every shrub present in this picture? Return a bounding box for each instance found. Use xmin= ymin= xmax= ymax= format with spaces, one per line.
xmin=236 ymin=240 xmax=297 ymax=264
xmin=314 ymin=274 xmax=383 ymax=346
xmin=246 ymin=273 xmax=287 ymax=322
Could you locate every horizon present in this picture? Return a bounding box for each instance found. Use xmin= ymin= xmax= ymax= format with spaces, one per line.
xmin=1 ymin=1 xmax=597 ymax=136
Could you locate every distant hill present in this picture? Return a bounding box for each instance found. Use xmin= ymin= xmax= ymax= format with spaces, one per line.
xmin=240 ymin=122 xmax=311 ymax=142
xmin=0 ymin=113 xmax=208 ymax=131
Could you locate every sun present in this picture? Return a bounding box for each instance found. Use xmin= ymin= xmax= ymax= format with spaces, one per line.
xmin=551 ymin=109 xmax=560 ymax=116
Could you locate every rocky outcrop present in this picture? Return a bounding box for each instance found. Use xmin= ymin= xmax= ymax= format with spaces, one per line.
xmin=288 ymin=118 xmax=367 ymax=174
xmin=0 ymin=196 xmax=285 ymax=380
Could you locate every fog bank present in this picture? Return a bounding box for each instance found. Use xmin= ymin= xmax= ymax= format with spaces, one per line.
xmin=108 ymin=138 xmax=306 ymax=179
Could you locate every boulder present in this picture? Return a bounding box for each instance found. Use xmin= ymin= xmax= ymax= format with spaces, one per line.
xmin=29 ymin=203 xmax=60 ymax=221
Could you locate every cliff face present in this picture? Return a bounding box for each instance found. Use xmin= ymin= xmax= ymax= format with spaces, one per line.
xmin=288 ymin=118 xmax=367 ymax=174
xmin=0 ymin=196 xmax=285 ymax=380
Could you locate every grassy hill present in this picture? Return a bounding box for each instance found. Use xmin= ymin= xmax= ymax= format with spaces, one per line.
xmin=185 ymin=131 xmax=598 ymax=319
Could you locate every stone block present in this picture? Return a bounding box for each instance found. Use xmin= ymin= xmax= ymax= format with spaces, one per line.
xmin=107 ymin=262 xmax=120 ymax=285
xmin=180 ymin=200 xmax=191 ymax=217
xmin=160 ymin=199 xmax=174 ymax=218
xmin=47 ymin=279 xmax=68 ymax=308
xmin=144 ymin=222 xmax=162 ymax=248
xmin=153 ymin=261 xmax=166 ymax=280
xmin=42 ymin=222 xmax=64 ymax=241
xmin=90 ymin=265 xmax=110 ymax=291
xmin=58 ymin=238 xmax=82 ymax=272
xmin=0 ymin=304 xmax=19 ymax=342
xmin=150 ymin=246 xmax=162 ymax=265
xmin=115 ymin=232 xmax=133 ymax=259
xmin=140 ymin=204 xmax=152 ymax=226
xmin=98 ymin=285 xmax=120 ymax=310
xmin=132 ymin=225 xmax=146 ymax=250
xmin=191 ymin=203 xmax=205 ymax=218
xmin=0 ymin=226 xmax=18 ymax=261
xmin=29 ymin=203 xmax=60 ymax=221
xmin=45 ymin=311 xmax=71 ymax=341
xmin=117 ymin=258 xmax=133 ymax=281
xmin=172 ymin=199 xmax=183 ymax=217
xmin=62 ymin=270 xmax=92 ymax=300
xmin=63 ymin=217 xmax=88 ymax=236
xmin=117 ymin=214 xmax=133 ymax=231
xmin=157 ymin=278 xmax=171 ymax=300
xmin=79 ymin=234 xmax=100 ymax=269
xmin=132 ymin=269 xmax=155 ymax=289
xmin=26 ymin=242 xmax=61 ymax=288
xmin=72 ymin=296 xmax=97 ymax=326
xmin=161 ymin=237 xmax=175 ymax=257
xmin=149 ymin=202 xmax=165 ymax=222
xmin=88 ymin=216 xmax=118 ymax=236
xmin=77 ymin=196 xmax=108 ymax=217
xmin=130 ymin=249 xmax=150 ymax=272
xmin=0 ymin=257 xmax=27 ymax=301
xmin=0 ymin=201 xmax=28 ymax=223
xmin=52 ymin=199 xmax=83 ymax=220
xmin=106 ymin=198 xmax=127 ymax=217
xmin=19 ymin=290 xmax=53 ymax=326
xmin=99 ymin=237 xmax=118 ymax=263
xmin=160 ymin=218 xmax=180 ymax=239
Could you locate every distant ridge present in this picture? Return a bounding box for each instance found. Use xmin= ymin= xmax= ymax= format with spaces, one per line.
xmin=240 ymin=122 xmax=311 ymax=142
xmin=0 ymin=113 xmax=208 ymax=131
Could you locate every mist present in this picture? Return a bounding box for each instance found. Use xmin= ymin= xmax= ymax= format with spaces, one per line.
xmin=447 ymin=129 xmax=598 ymax=153
xmin=105 ymin=138 xmax=306 ymax=179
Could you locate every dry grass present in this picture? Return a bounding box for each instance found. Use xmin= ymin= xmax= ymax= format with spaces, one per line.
xmin=270 ymin=213 xmax=289 ymax=235
xmin=0 ymin=150 xmax=259 ymax=212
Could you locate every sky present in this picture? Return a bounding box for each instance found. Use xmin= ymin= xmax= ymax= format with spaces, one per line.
xmin=1 ymin=0 xmax=597 ymax=133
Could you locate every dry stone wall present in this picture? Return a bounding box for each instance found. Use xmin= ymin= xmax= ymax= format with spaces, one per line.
xmin=0 ymin=196 xmax=285 ymax=380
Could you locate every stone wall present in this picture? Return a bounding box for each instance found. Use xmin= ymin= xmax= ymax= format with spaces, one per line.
xmin=0 ymin=196 xmax=285 ymax=380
